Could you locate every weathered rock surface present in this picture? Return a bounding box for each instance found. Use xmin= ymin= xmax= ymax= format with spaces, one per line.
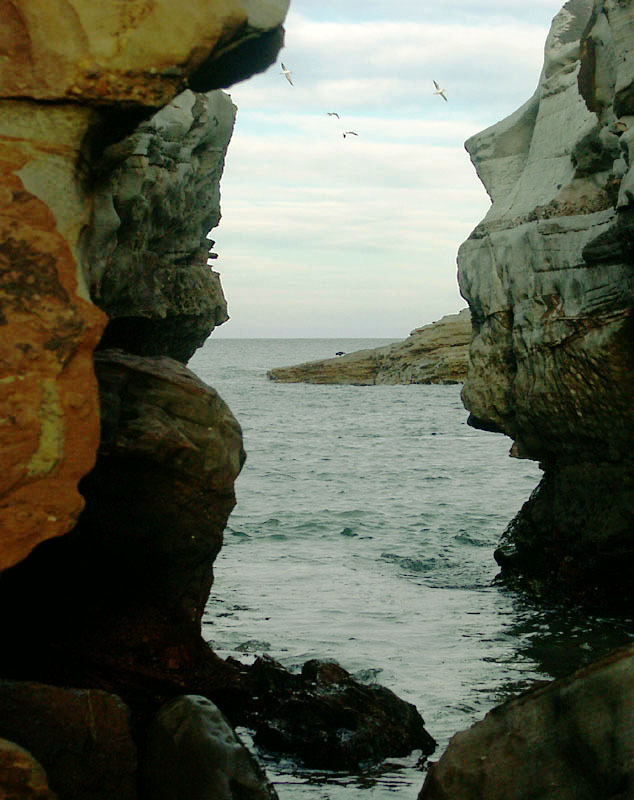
xmin=0 ymin=0 xmax=290 ymax=106
xmin=0 ymin=738 xmax=57 ymax=800
xmin=0 ymin=0 xmax=288 ymax=569
xmin=458 ymin=0 xmax=634 ymax=607
xmin=0 ymin=350 xmax=244 ymax=699
xmin=143 ymin=695 xmax=278 ymax=800
xmin=267 ymin=310 xmax=471 ymax=385
xmin=0 ymin=680 xmax=136 ymax=800
xmin=86 ymin=89 xmax=236 ymax=362
xmin=419 ymin=643 xmax=634 ymax=800
xmin=0 ymin=101 xmax=107 ymax=570
xmin=239 ymin=657 xmax=437 ymax=770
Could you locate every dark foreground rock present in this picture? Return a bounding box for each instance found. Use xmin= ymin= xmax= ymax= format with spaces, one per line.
xmin=267 ymin=310 xmax=471 ymax=385
xmin=0 ymin=680 xmax=136 ymax=800
xmin=419 ymin=644 xmax=634 ymax=800
xmin=142 ymin=695 xmax=278 ymax=800
xmin=231 ymin=657 xmax=436 ymax=770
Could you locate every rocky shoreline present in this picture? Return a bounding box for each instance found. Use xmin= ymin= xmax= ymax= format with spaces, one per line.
xmin=1 ymin=0 xmax=633 ymax=797
xmin=267 ymin=309 xmax=471 ymax=385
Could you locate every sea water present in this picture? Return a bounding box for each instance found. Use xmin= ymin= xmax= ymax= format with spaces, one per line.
xmin=189 ymin=338 xmax=634 ymax=799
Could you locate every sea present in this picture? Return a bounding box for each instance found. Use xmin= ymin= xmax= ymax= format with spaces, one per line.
xmin=189 ymin=338 xmax=634 ymax=800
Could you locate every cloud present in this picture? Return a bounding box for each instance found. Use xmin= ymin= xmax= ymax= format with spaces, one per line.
xmin=210 ymin=1 xmax=564 ymax=337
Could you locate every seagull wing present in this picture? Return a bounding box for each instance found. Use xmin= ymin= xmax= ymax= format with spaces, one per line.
xmin=440 ymin=90 xmax=448 ymax=101
xmin=433 ymin=80 xmax=440 ymax=90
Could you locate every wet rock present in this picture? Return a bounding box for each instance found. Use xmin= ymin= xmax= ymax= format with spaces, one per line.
xmin=231 ymin=657 xmax=436 ymax=770
xmin=0 ymin=680 xmax=136 ymax=800
xmin=142 ymin=695 xmax=278 ymax=800
xmin=0 ymin=739 xmax=56 ymax=800
xmin=267 ymin=310 xmax=471 ymax=385
xmin=86 ymin=90 xmax=236 ymax=362
xmin=418 ymin=644 xmax=634 ymax=800
xmin=457 ymin=0 xmax=634 ymax=606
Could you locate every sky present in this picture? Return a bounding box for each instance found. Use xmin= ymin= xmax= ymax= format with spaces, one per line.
xmin=210 ymin=0 xmax=565 ymax=338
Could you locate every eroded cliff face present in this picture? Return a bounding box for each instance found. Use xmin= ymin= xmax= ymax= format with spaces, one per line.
xmin=0 ymin=3 xmax=439 ymax=794
xmin=458 ymin=0 xmax=634 ymax=607
xmin=0 ymin=0 xmax=288 ymax=569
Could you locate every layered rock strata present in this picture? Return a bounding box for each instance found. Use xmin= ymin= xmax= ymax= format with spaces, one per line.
xmin=419 ymin=644 xmax=634 ymax=800
xmin=457 ymin=0 xmax=634 ymax=607
xmin=267 ymin=309 xmax=471 ymax=385
xmin=85 ymin=89 xmax=236 ymax=362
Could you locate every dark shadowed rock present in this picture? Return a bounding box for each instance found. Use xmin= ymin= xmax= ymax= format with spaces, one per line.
xmin=0 ymin=739 xmax=57 ymax=800
xmin=0 ymin=681 xmax=136 ymax=800
xmin=0 ymin=351 xmax=244 ymax=708
xmin=418 ymin=644 xmax=634 ymax=800
xmin=142 ymin=695 xmax=278 ymax=800
xmin=230 ymin=657 xmax=436 ymax=770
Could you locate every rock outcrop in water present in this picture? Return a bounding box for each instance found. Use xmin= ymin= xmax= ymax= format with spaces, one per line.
xmin=458 ymin=0 xmax=634 ymax=608
xmin=267 ymin=310 xmax=471 ymax=385
xmin=0 ymin=0 xmax=438 ymax=792
xmin=419 ymin=644 xmax=634 ymax=800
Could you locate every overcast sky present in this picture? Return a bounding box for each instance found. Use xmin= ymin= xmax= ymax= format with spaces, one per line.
xmin=211 ymin=0 xmax=565 ymax=338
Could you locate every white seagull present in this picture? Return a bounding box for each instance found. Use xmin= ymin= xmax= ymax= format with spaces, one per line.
xmin=433 ymin=80 xmax=448 ymax=101
xmin=327 ymin=111 xmax=340 ymax=119
xmin=281 ymin=62 xmax=293 ymax=85
xmin=343 ymin=131 xmax=358 ymax=138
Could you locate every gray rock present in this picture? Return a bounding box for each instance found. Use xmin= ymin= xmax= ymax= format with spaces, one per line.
xmin=142 ymin=695 xmax=278 ymax=800
xmin=457 ymin=0 xmax=634 ymax=606
xmin=84 ymin=90 xmax=237 ymax=362
xmin=267 ymin=310 xmax=471 ymax=385
xmin=419 ymin=644 xmax=634 ymax=800
xmin=0 ymin=738 xmax=57 ymax=800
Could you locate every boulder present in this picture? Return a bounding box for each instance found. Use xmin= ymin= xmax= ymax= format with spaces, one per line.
xmin=267 ymin=310 xmax=471 ymax=385
xmin=457 ymin=0 xmax=634 ymax=606
xmin=418 ymin=644 xmax=634 ymax=800
xmin=0 ymin=739 xmax=57 ymax=800
xmin=142 ymin=695 xmax=278 ymax=800
xmin=228 ymin=657 xmax=437 ymax=770
xmin=0 ymin=351 xmax=244 ymax=701
xmin=0 ymin=680 xmax=136 ymax=800
xmin=86 ymin=90 xmax=236 ymax=362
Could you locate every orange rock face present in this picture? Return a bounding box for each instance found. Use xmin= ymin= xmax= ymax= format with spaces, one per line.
xmin=0 ymin=104 xmax=107 ymax=569
xmin=0 ymin=0 xmax=248 ymax=106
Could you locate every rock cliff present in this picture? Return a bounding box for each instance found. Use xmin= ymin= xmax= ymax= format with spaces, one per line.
xmin=0 ymin=1 xmax=438 ymax=795
xmin=458 ymin=0 xmax=634 ymax=608
xmin=267 ymin=309 xmax=471 ymax=385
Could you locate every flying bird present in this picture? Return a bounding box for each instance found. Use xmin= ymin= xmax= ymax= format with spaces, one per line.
xmin=327 ymin=112 xmax=340 ymax=119
xmin=433 ymin=80 xmax=448 ymax=101
xmin=281 ymin=62 xmax=293 ymax=85
xmin=343 ymin=131 xmax=358 ymax=138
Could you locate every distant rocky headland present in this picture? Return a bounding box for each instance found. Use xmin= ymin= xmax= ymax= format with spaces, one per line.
xmin=267 ymin=309 xmax=471 ymax=385
xmin=1 ymin=0 xmax=633 ymax=798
